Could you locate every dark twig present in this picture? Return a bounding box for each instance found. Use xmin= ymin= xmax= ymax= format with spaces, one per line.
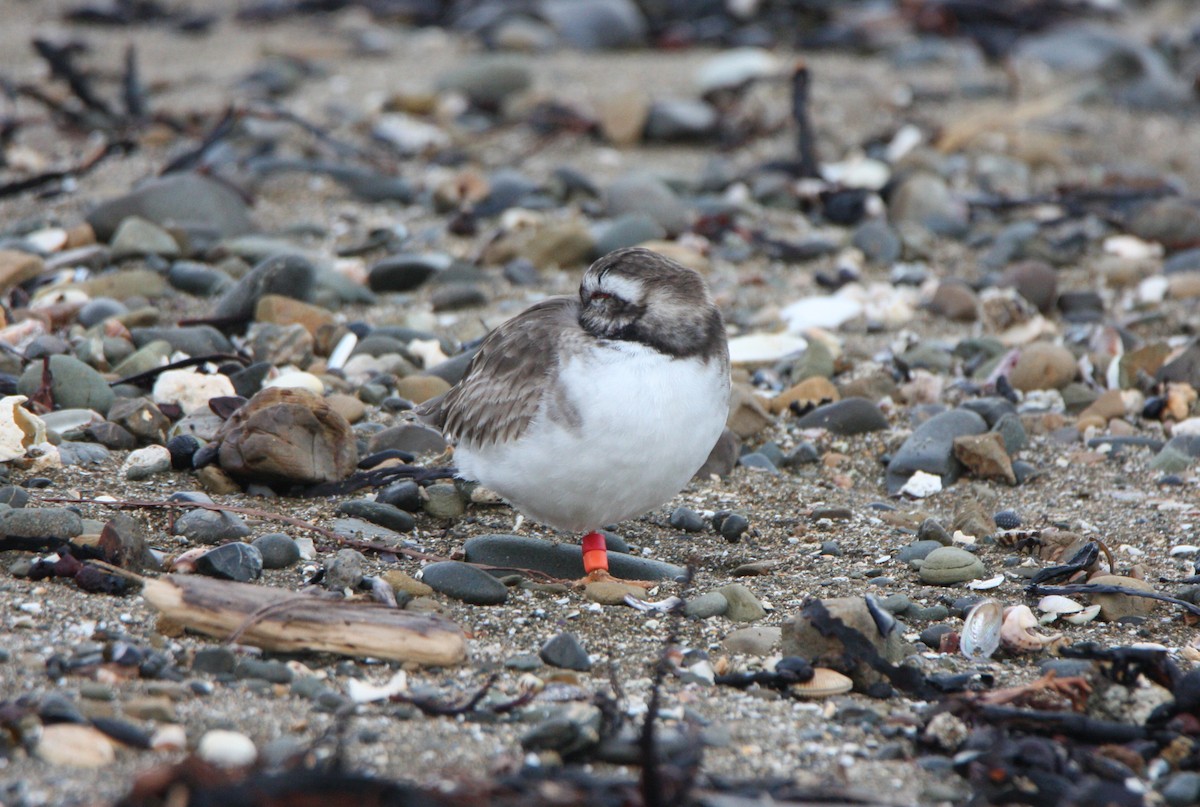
xmin=792 ymin=59 xmax=819 ymax=179
xmin=390 ymin=673 xmax=500 ymax=716
xmin=0 ymin=138 xmax=133 ymax=199
xmin=32 ymin=38 xmax=115 ymax=119
xmin=122 ymin=44 xmax=147 ymax=122
xmin=1029 ymin=583 xmax=1200 ymax=617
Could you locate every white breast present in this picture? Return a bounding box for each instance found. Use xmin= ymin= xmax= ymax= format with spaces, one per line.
xmin=454 ymin=342 xmax=730 ymax=533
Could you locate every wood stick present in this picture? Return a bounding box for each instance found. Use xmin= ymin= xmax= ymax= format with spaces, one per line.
xmin=141 ymin=573 xmax=467 ymax=666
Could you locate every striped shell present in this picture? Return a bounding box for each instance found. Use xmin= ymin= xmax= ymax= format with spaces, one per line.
xmin=790 ymin=668 xmax=853 ymax=698
xmin=961 ymin=598 xmax=1003 ymax=661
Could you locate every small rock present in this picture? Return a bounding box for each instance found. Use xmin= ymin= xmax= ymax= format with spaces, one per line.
xmin=463 ymin=534 xmax=684 ymax=581
xmin=34 ymin=724 xmax=116 ymax=768
xmin=540 ymin=632 xmax=592 ymax=671
xmin=669 ymin=506 xmax=706 ymax=532
xmin=952 ymin=432 xmax=1016 ymax=485
xmin=109 ymin=216 xmax=179 ymax=258
xmin=197 ymin=729 xmax=257 ymax=768
xmin=173 ymin=509 xmax=250 ymax=544
xmin=192 ymin=647 xmax=236 ymax=674
xmin=122 ymin=445 xmax=172 ymax=480
xmin=683 ymin=591 xmax=729 ymax=619
xmin=721 ymin=626 xmax=782 ymax=656
xmin=324 ymin=548 xmax=365 ymax=591
xmin=245 ymin=533 xmax=298 ymax=571
xmin=583 ymin=579 xmax=646 ymax=605
xmin=195 ymin=542 xmax=263 ymax=582
xmin=717 ymin=583 xmax=766 ymax=622
xmin=211 ymin=254 xmax=315 ymax=325
xmin=17 ymin=355 xmax=115 ymax=414
xmin=421 ymin=561 xmax=508 ymax=605
xmin=794 ymin=398 xmax=889 ymax=435
xmin=337 ymin=499 xmax=415 ymax=533
xmin=918 ymin=547 xmax=988 ymax=585
xmin=423 ymin=483 xmax=467 ymax=519
xmin=1008 ymin=342 xmax=1077 ymax=392
xmin=1089 ymin=574 xmax=1157 ymax=620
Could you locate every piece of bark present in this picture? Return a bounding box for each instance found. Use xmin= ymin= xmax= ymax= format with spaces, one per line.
xmin=140 ymin=574 xmax=467 ymax=666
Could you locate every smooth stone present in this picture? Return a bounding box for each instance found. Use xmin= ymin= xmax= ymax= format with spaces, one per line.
xmin=212 ymin=254 xmax=315 ymax=324
xmin=197 ymin=729 xmax=257 ymax=768
xmin=539 ymin=632 xmax=592 ymax=671
xmin=251 ymin=533 xmax=301 ymax=569
xmin=852 ymin=220 xmax=902 ymax=265
xmin=192 ymin=646 xmax=236 ymax=674
xmin=781 ymin=597 xmax=912 ymax=689
xmin=927 ymin=281 xmax=978 ymax=321
xmin=34 ymin=724 xmax=115 ymax=768
xmin=716 ymin=512 xmax=750 ymax=542
xmin=886 ymin=408 xmax=987 ymax=495
xmin=109 ymin=216 xmax=179 ymax=258
xmin=1162 ymin=772 xmax=1200 ymax=807
xmin=538 ymin=0 xmax=646 ymax=49
xmin=382 ymin=570 xmax=433 ymax=598
xmin=58 ymin=442 xmax=111 ymax=466
xmin=794 ymin=398 xmax=888 ymax=435
xmin=0 ymin=249 xmax=44 ymax=292
xmin=0 ymin=486 xmax=30 ymax=507
xmin=17 ymin=355 xmax=114 ymax=414
xmin=583 ymin=579 xmax=646 ymax=605
xmin=991 ymin=412 xmax=1028 ymax=454
xmin=324 ymin=548 xmax=365 ymax=591
xmin=717 ymin=583 xmax=766 ymax=622
xmin=435 ymin=58 xmax=532 ymax=107
xmin=173 ymin=509 xmax=251 ymax=544
xmin=337 ymin=499 xmax=415 ymax=533
xmin=87 ymin=174 xmax=253 ymax=242
xmin=420 ymin=561 xmax=508 ymax=605
xmin=1088 ymin=574 xmax=1157 ymax=620
xmin=194 ymin=542 xmax=263 ymax=582
xmin=896 ymin=540 xmax=944 ymax=564
xmin=644 ymin=98 xmax=717 ymax=141
xmin=78 ymin=298 xmax=128 ymax=328
xmin=122 ymin=445 xmax=172 ymax=480
xmin=721 ymin=626 xmax=782 ymax=656
xmin=605 ymin=174 xmax=689 ymax=236
xmin=889 ymin=171 xmax=968 ymax=236
xmin=112 ymin=340 xmax=173 ymax=378
xmin=960 ymin=397 xmax=1017 ymax=427
xmin=0 ymin=507 xmax=83 ymax=540
xmin=108 ymin=397 xmax=171 ymax=442
xmin=166 ymin=434 xmax=202 ymax=469
xmin=393 ymin=376 xmax=451 ymax=404
xmin=234 ymin=658 xmax=293 ymax=684
xmin=168 ymin=261 xmax=234 ymax=296
xmin=368 ymin=253 xmax=450 ymax=293
xmin=376 ymin=480 xmax=422 ymax=512
xmin=423 ymin=484 xmax=467 ymax=519
xmin=130 ymin=326 xmax=232 ymax=356
xmin=591 ymin=214 xmax=665 ymax=257
xmin=1001 ymin=260 xmax=1057 ymax=313
xmin=463 ymin=534 xmax=685 ymax=581
xmin=952 ymin=432 xmax=1016 ymax=485
xmin=1008 ymin=343 xmax=1077 ymax=392
xmin=669 ymin=506 xmax=706 ymax=533
xmin=918 ymin=547 xmax=987 ymax=585
xmin=431 ymin=283 xmax=488 ymax=311
xmin=367 ymin=423 xmax=447 ymax=456
xmin=683 ymin=591 xmax=730 ymax=619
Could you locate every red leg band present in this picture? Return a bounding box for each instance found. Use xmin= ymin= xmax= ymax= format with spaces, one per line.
xmin=582 ymin=531 xmax=608 ymax=573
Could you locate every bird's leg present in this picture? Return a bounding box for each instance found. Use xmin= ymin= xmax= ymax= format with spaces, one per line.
xmin=581 ymin=531 xmax=609 ymax=581
xmin=577 ymin=532 xmax=654 ymax=590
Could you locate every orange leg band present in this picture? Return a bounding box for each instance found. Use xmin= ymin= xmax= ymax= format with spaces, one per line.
xmin=582 ymin=531 xmax=608 ymax=574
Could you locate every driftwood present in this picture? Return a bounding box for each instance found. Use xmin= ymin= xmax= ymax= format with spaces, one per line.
xmin=141 ymin=573 xmax=467 ymax=666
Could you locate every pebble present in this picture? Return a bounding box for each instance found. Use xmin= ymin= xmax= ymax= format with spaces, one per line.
xmin=17 ymin=355 xmax=114 ymax=414
xmin=1008 ymin=342 xmax=1077 ymax=392
xmin=251 ymin=533 xmax=301 ymax=569
xmin=886 ymin=408 xmax=987 ymax=495
xmin=721 ymin=627 xmax=781 ymax=656
xmin=423 ymin=483 xmax=467 ymax=519
xmin=794 ymin=398 xmax=888 ymax=435
xmin=211 ymin=254 xmax=315 ymax=324
xmin=192 ymin=647 xmax=237 ymax=675
xmin=87 ymin=173 xmax=253 ymax=242
xmin=173 ymin=509 xmax=251 ymax=544
xmin=683 ymin=591 xmax=730 ymax=619
xmin=121 ymin=445 xmax=172 ymax=480
xmin=1088 ymin=574 xmax=1157 ymax=620
xmin=420 ymin=561 xmax=508 ymax=605
xmin=918 ymin=547 xmax=988 ymax=585
xmin=713 ymin=511 xmax=750 ymax=542
xmin=337 ymin=499 xmax=415 ymax=533
xmin=34 ymin=724 xmax=116 ymax=768
xmin=583 ymin=579 xmax=646 ymax=605
xmin=463 ymin=534 xmax=685 ymax=581
xmin=324 ymin=548 xmax=366 ymax=591
xmin=197 ymin=729 xmax=257 ymax=768
xmin=376 ymin=480 xmax=423 ymax=512
xmin=605 ymin=175 xmax=690 ymax=235
xmin=669 ymin=506 xmax=706 ymax=532
xmin=539 ymin=632 xmax=592 ymax=671
xmin=896 ymin=540 xmax=944 ymax=564
xmin=716 ymin=583 xmax=767 ymax=622
xmin=1 ymin=507 xmax=83 ymax=540
xmin=195 ymin=542 xmax=263 ymax=582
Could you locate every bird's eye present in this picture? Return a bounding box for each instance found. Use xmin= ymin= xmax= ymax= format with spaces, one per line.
xmin=590 ymin=291 xmax=612 ymax=301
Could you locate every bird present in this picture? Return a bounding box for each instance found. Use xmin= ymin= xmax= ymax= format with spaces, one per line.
xmin=416 ymin=247 xmax=730 ymax=582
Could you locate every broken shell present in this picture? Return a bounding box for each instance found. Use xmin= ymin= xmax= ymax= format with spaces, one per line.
xmin=0 ymin=395 xmax=46 ymax=461
xmin=623 ymin=594 xmax=683 ymax=613
xmin=1000 ymin=605 xmax=1062 ymax=653
xmin=960 ymin=598 xmax=1003 ymax=661
xmin=1061 ymin=604 xmax=1101 ymax=625
xmin=789 ymin=667 xmax=852 ymax=698
xmin=1037 ymin=595 xmax=1084 ymax=614
xmin=967 ymin=574 xmax=1004 ymax=590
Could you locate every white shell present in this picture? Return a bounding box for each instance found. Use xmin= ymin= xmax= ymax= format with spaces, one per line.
xmin=960 ymin=599 xmax=1003 ymax=661
xmin=1062 ymin=604 xmax=1101 ymax=625
xmin=327 ymin=332 xmax=358 ymax=370
xmin=1036 ymin=595 xmax=1084 ymax=614
xmin=967 ymin=574 xmax=1004 ymax=590
xmin=0 ymin=396 xmax=46 ymax=461
xmin=1000 ymin=605 xmax=1062 ymax=653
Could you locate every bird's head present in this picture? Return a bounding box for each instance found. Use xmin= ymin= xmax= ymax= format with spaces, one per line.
xmin=578 ymin=247 xmax=725 ymax=359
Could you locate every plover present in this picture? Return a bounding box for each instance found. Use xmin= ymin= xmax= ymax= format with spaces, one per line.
xmin=418 ymin=247 xmax=730 ymax=579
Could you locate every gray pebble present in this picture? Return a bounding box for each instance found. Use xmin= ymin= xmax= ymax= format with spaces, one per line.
xmin=669 ymin=506 xmax=706 ymax=533
xmin=337 ymin=499 xmax=415 ymax=533
xmin=251 ymin=533 xmax=301 ymax=569
xmin=325 ymin=548 xmax=366 ymax=591
xmin=420 ymin=561 xmax=508 ymax=605
xmin=539 ymin=632 xmax=592 ymax=671
xmin=174 ymin=509 xmax=251 ymax=544
xmin=195 ymin=543 xmax=263 ymax=582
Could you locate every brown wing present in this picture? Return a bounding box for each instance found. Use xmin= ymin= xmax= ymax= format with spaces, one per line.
xmin=416 ymin=296 xmax=585 ymax=447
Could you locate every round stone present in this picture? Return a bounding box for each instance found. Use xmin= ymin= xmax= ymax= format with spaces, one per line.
xmin=251 ymin=533 xmax=301 ymax=569
xmin=918 ymin=547 xmax=987 ymax=585
xmin=420 ymin=561 xmax=507 ymax=605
